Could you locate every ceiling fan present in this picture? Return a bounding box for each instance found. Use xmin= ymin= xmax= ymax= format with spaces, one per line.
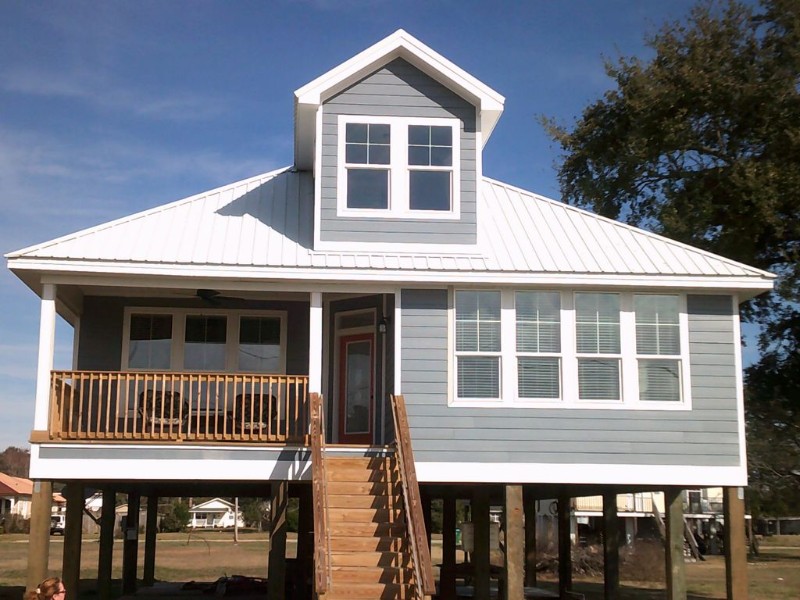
xmin=195 ymin=289 xmax=241 ymax=305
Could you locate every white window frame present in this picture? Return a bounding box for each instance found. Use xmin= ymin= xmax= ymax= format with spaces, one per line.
xmin=448 ymin=289 xmax=692 ymax=410
xmin=122 ymin=307 xmax=288 ymax=374
xmin=336 ymin=114 xmax=461 ymax=219
xmin=453 ymin=290 xmax=504 ymax=403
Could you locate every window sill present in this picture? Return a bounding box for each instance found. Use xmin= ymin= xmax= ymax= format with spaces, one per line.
xmin=336 ymin=207 xmax=462 ymax=220
xmin=448 ymin=398 xmax=692 ymax=410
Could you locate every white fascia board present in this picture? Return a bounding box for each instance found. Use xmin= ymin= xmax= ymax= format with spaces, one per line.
xmin=416 ymin=462 xmax=748 ymax=487
xmin=295 ymin=29 xmax=504 ymax=111
xmin=30 ymin=443 xmax=312 ymax=481
xmin=9 ymin=259 xmax=775 ymax=296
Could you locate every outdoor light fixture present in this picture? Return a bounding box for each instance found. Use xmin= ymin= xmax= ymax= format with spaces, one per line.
xmin=377 ymin=316 xmax=388 ymax=334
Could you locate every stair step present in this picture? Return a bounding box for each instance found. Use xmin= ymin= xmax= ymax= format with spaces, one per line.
xmin=330 ymin=550 xmax=406 ymax=568
xmin=328 ymin=521 xmax=406 ymax=537
xmin=326 ymin=582 xmax=410 ymax=599
xmin=328 ymin=507 xmax=399 ymax=523
xmin=329 ymin=535 xmax=404 ymax=552
xmin=327 ymin=493 xmax=391 ymax=509
xmin=327 ymin=480 xmax=394 ymax=496
xmin=329 ymin=565 xmax=408 ymax=584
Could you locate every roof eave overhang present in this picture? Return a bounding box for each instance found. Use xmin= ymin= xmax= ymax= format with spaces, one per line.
xmin=293 ymin=29 xmax=505 ymax=170
xmin=8 ymin=258 xmax=775 ymax=303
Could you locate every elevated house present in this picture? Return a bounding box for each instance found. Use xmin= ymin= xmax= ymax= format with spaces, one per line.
xmin=7 ymin=30 xmax=771 ymax=600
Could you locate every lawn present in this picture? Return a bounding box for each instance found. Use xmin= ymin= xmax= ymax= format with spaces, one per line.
xmin=0 ymin=533 xmax=798 ymax=599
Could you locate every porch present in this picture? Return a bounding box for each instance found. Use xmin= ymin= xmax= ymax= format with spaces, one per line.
xmin=41 ymin=371 xmax=311 ymax=444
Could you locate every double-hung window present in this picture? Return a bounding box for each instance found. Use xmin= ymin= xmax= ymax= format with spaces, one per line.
xmin=575 ymin=293 xmax=622 ymax=401
xmin=344 ymin=123 xmax=391 ymax=209
xmin=516 ymin=291 xmax=561 ymax=399
xmin=455 ymin=291 xmax=501 ymax=399
xmin=408 ymin=125 xmax=453 ymax=211
xmin=634 ymin=294 xmax=682 ymax=402
xmin=338 ymin=116 xmax=460 ymax=217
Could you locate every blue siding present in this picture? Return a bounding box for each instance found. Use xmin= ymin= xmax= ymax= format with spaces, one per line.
xmin=320 ymin=58 xmax=477 ymax=245
xmin=400 ymin=290 xmax=741 ymax=467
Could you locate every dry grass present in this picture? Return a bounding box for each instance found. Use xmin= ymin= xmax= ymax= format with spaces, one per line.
xmin=1 ymin=533 xmax=798 ymax=599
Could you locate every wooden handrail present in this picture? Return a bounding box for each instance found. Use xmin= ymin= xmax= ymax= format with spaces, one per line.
xmin=48 ymin=371 xmax=309 ymax=444
xmin=310 ymin=393 xmax=331 ymax=596
xmin=390 ymin=394 xmax=435 ymax=598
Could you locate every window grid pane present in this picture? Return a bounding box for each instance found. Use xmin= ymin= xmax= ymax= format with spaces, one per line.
xmin=576 ymin=293 xmax=620 ymax=354
xmin=578 ymin=359 xmax=621 ymax=400
xmin=518 ymin=357 xmax=560 ymax=399
xmin=458 ymin=356 xmax=500 ymax=398
xmin=516 ymin=292 xmax=561 ymax=353
xmin=638 ymin=359 xmax=681 ymax=402
xmin=346 ymin=123 xmax=390 ymax=165
xmin=635 ymin=295 xmax=681 ymax=355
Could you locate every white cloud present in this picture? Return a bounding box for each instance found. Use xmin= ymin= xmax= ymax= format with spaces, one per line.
xmin=2 ymin=66 xmax=231 ymax=122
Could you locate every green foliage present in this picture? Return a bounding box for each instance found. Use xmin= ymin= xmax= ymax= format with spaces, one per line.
xmin=544 ymin=0 xmax=800 ymax=312
xmin=286 ymin=497 xmax=299 ymax=533
xmin=545 ymin=0 xmax=800 ymax=514
xmin=160 ymin=500 xmax=190 ymax=532
xmin=0 ymin=447 xmax=30 ymax=478
xmin=240 ymin=498 xmax=269 ymax=530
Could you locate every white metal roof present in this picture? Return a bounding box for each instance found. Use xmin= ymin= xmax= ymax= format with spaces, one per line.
xmin=6 ymin=167 xmax=774 ymax=294
xmin=294 ymin=29 xmax=505 ymax=170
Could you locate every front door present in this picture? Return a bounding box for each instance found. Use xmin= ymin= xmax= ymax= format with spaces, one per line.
xmin=337 ymin=332 xmax=374 ymax=444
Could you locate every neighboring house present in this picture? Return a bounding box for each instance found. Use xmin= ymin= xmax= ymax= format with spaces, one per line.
xmin=188 ymin=498 xmax=244 ymax=529
xmin=7 ymin=30 xmax=772 ymax=599
xmin=0 ymin=473 xmax=66 ymax=520
xmin=0 ymin=472 xmax=33 ymax=519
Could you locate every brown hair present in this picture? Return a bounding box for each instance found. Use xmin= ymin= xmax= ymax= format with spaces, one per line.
xmin=23 ymin=578 xmax=63 ymax=600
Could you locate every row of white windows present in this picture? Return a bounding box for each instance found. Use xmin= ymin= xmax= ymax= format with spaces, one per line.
xmin=453 ymin=290 xmax=693 ymax=408
xmin=337 ymin=115 xmax=460 ymax=218
xmin=121 ymin=309 xmax=287 ymax=373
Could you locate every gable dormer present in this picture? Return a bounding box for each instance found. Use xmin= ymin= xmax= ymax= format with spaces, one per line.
xmin=294 ymin=30 xmax=504 ymax=251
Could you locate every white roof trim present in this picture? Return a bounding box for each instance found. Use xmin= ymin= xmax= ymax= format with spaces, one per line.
xmin=293 ymin=29 xmax=505 ymax=169
xmin=9 ymin=258 xmax=774 ymax=289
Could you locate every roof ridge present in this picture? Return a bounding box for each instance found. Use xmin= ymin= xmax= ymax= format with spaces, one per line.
xmin=5 ymin=167 xmax=292 ymax=259
xmin=482 ymin=177 xmax=775 ymax=280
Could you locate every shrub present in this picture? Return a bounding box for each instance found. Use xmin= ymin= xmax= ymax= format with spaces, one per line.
xmin=160 ymin=500 xmax=190 ymax=532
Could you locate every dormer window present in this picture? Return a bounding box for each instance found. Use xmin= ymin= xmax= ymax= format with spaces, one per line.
xmin=337 ymin=115 xmax=460 ymax=218
xmin=345 ymin=123 xmax=391 ymax=209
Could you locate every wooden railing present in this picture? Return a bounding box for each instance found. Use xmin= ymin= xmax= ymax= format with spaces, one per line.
xmin=390 ymin=394 xmax=435 ymax=598
xmin=48 ymin=371 xmax=309 ymax=444
xmin=309 ymin=393 xmax=331 ymax=597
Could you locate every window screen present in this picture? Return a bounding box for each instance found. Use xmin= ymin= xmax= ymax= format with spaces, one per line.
xmin=239 ymin=316 xmax=281 ymax=372
xmin=635 ymin=295 xmax=681 ymax=401
xmin=185 ymin=315 xmax=227 ymax=371
xmin=456 ymin=291 xmax=501 ymax=398
xmin=128 ymin=314 xmax=172 ymax=369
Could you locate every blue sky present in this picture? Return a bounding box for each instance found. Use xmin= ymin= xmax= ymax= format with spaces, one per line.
xmin=0 ymin=0 xmax=756 ymax=450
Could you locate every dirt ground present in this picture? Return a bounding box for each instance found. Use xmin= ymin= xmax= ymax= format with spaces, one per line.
xmin=0 ymin=532 xmax=798 ymax=599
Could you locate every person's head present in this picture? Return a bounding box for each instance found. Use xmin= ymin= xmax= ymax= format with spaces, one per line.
xmin=24 ymin=577 xmax=65 ymax=600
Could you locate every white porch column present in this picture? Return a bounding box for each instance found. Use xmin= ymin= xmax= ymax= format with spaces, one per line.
xmin=33 ymin=283 xmax=57 ymax=431
xmin=309 ymin=291 xmax=323 ymax=393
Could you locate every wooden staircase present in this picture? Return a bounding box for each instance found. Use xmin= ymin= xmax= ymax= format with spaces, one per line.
xmin=311 ymin=394 xmax=434 ymax=600
xmin=324 ymin=455 xmax=415 ymax=599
